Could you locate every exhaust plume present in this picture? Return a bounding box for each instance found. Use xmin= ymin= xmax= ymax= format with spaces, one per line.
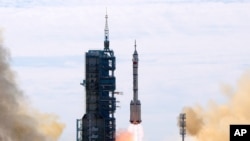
xmin=116 ymin=129 xmax=133 ymax=141
xmin=116 ymin=124 xmax=144 ymax=141
xmin=128 ymin=124 xmax=144 ymax=141
xmin=0 ymin=31 xmax=64 ymax=141
xmin=183 ymin=72 xmax=250 ymax=141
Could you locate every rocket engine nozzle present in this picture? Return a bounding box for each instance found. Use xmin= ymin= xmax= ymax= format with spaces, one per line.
xmin=130 ymin=100 xmax=141 ymax=124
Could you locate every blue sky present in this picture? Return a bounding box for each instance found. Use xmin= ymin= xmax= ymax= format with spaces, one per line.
xmin=1 ymin=0 xmax=250 ymax=141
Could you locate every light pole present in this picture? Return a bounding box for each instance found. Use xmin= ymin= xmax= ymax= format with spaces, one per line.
xmin=179 ymin=113 xmax=186 ymax=141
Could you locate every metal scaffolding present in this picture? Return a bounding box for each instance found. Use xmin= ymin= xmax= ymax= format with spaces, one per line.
xmin=77 ymin=12 xmax=116 ymax=141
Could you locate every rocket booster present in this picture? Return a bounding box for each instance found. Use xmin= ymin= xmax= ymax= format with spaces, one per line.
xmin=130 ymin=40 xmax=142 ymax=125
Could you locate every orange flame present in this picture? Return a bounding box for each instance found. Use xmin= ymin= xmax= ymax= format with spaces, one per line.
xmin=116 ymin=129 xmax=134 ymax=141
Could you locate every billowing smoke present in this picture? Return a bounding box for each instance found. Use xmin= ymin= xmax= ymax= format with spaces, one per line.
xmin=183 ymin=72 xmax=250 ymax=141
xmin=0 ymin=31 xmax=64 ymax=141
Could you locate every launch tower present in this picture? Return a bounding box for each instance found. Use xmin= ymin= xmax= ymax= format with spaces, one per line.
xmin=76 ymin=13 xmax=116 ymax=141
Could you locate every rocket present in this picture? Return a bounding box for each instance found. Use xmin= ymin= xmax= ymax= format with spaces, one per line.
xmin=130 ymin=40 xmax=142 ymax=125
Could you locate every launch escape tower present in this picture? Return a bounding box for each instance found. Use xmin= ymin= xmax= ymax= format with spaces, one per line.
xmin=76 ymin=13 xmax=116 ymax=141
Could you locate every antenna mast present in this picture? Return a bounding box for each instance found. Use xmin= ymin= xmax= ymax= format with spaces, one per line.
xmin=104 ymin=10 xmax=109 ymax=50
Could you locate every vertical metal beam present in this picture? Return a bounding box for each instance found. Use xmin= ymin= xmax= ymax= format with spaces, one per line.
xmin=179 ymin=113 xmax=186 ymax=141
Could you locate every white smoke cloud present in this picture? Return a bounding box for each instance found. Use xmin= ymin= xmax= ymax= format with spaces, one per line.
xmin=0 ymin=30 xmax=64 ymax=141
xmin=183 ymin=71 xmax=250 ymax=141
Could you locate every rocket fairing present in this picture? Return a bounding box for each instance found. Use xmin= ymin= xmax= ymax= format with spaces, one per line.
xmin=130 ymin=40 xmax=142 ymax=125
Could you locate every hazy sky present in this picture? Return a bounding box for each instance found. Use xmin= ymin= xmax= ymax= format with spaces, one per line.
xmin=1 ymin=0 xmax=250 ymax=141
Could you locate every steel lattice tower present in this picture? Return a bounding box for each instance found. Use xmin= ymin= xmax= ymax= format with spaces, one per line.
xmin=179 ymin=113 xmax=186 ymax=141
xmin=76 ymin=12 xmax=116 ymax=141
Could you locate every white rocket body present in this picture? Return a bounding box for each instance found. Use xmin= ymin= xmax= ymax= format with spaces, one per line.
xmin=130 ymin=41 xmax=142 ymax=125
